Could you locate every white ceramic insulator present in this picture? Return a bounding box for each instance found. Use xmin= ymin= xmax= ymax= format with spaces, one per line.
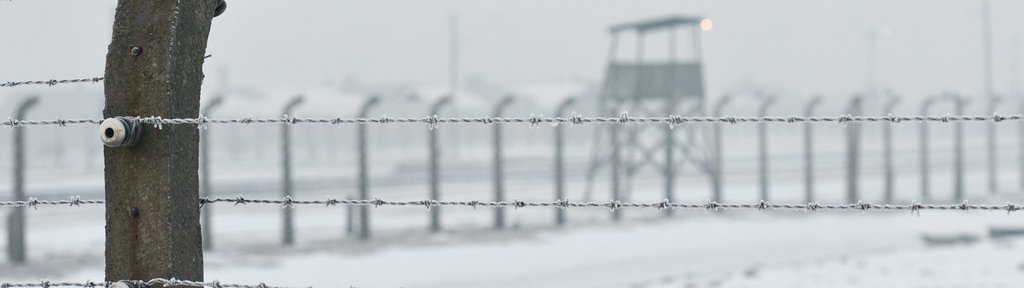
xmin=100 ymin=118 xmax=128 ymax=147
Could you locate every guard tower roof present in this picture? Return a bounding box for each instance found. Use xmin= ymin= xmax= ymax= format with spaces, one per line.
xmin=609 ymin=15 xmax=704 ymax=33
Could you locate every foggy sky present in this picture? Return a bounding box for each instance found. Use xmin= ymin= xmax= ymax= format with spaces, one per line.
xmin=2 ymin=0 xmax=1023 ymax=103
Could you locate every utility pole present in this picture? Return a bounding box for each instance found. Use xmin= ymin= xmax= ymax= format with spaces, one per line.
xmin=103 ymin=0 xmax=214 ymax=282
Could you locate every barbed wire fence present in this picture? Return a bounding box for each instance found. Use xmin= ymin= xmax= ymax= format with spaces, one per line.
xmin=5 ymin=113 xmax=1024 ymax=129
xmin=6 ymin=77 xmax=1024 ymax=287
xmin=1 ymin=195 xmax=1022 ymax=214
xmin=0 ymin=77 xmax=104 ymax=88
xmin=5 ymin=94 xmax=1024 ymax=285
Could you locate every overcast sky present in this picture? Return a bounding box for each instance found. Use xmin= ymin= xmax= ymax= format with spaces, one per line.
xmin=2 ymin=0 xmax=1023 ymax=104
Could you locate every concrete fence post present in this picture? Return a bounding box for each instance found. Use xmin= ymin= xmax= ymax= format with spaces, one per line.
xmin=280 ymin=96 xmax=304 ymax=246
xmin=757 ymin=96 xmax=776 ymax=201
xmin=710 ymin=96 xmax=731 ymax=203
xmin=987 ymin=95 xmax=1001 ymax=194
xmin=492 ymin=96 xmax=515 ymax=230
xmin=429 ymin=96 xmax=452 ymax=232
xmin=802 ymin=96 xmax=822 ymax=203
xmin=7 ymin=96 xmax=38 ymax=264
xmin=919 ymin=96 xmax=941 ymax=201
xmin=553 ymin=97 xmax=575 ymax=226
xmin=1020 ymin=98 xmax=1024 ymax=191
xmin=950 ymin=94 xmax=967 ymax=201
xmin=882 ymin=96 xmax=900 ymax=203
xmin=845 ymin=96 xmax=863 ymax=203
xmin=103 ymin=0 xmax=215 ymax=281
xmin=357 ymin=95 xmax=381 ymax=240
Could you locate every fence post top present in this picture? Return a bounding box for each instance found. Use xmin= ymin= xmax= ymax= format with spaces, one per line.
xmin=556 ymin=97 xmax=576 ymax=115
xmin=15 ymin=95 xmax=39 ymax=116
xmin=430 ymin=96 xmax=453 ymax=114
xmin=757 ymin=96 xmax=776 ymax=115
xmin=358 ymin=95 xmax=382 ymax=118
xmin=282 ymin=95 xmax=305 ymax=113
xmin=493 ymin=95 xmax=516 ymax=115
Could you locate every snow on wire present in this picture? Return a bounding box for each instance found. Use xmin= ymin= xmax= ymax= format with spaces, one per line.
xmin=2 ymin=195 xmax=1023 ymax=214
xmin=0 ymin=278 xmax=289 ymax=288
xmin=5 ymin=113 xmax=1024 ymax=129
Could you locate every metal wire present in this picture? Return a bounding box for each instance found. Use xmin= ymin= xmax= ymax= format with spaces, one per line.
xmin=0 ymin=77 xmax=104 ymax=88
xmin=0 ymin=196 xmax=102 ymax=208
xmin=3 ymin=195 xmax=1021 ymax=214
xmin=5 ymin=113 xmax=1024 ymax=129
xmin=0 ymin=278 xmax=289 ymax=288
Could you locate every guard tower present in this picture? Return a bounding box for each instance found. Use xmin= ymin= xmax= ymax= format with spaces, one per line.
xmin=584 ymin=15 xmax=709 ymax=209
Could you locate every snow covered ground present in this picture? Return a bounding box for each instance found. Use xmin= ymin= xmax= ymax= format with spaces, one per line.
xmin=4 ymin=201 xmax=1023 ymax=287
xmin=640 ymin=232 xmax=1024 ymax=288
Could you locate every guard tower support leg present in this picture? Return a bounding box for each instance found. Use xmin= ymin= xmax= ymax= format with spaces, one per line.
xmin=103 ymin=0 xmax=215 ymax=282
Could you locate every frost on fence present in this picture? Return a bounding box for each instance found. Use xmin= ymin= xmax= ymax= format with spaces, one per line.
xmin=3 ymin=195 xmax=1021 ymax=215
xmin=4 ymin=113 xmax=1024 ymax=129
xmin=0 ymin=77 xmax=104 ymax=88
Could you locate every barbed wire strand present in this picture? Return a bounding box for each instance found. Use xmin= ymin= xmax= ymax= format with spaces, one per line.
xmin=3 ymin=113 xmax=1024 ymax=129
xmin=2 ymin=196 xmax=1021 ymax=214
xmin=0 ymin=77 xmax=104 ymax=88
xmin=0 ymin=278 xmax=289 ymax=288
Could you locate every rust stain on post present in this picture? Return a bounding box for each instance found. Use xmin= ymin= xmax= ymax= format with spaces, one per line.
xmin=104 ymin=0 xmax=215 ymax=282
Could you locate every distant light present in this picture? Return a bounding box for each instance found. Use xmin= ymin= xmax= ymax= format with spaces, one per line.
xmin=880 ymin=25 xmax=893 ymax=38
xmin=700 ymin=19 xmax=713 ymax=32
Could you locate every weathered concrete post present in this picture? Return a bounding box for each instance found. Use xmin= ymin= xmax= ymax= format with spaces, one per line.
xmin=882 ymin=96 xmax=900 ymax=203
xmin=663 ymin=105 xmax=676 ymax=217
xmin=611 ymin=111 xmax=623 ymax=222
xmin=919 ymin=96 xmax=940 ymax=201
xmin=357 ymin=95 xmax=380 ymax=240
xmin=280 ymin=96 xmax=304 ymax=246
xmin=950 ymin=94 xmax=967 ymax=201
xmin=103 ymin=0 xmax=215 ymax=282
xmin=710 ymin=95 xmax=731 ymax=203
xmin=492 ymin=96 xmax=515 ymax=230
xmin=803 ymin=96 xmax=822 ymax=203
xmin=429 ymin=96 xmax=452 ymax=232
xmin=845 ymin=96 xmax=863 ymax=203
xmin=987 ymin=95 xmax=1001 ymax=194
xmin=8 ymin=96 xmax=38 ymax=264
xmin=1020 ymin=98 xmax=1024 ymax=191
xmin=553 ymin=97 xmax=575 ymax=226
xmin=757 ymin=96 xmax=776 ymax=201
xmin=200 ymin=96 xmax=224 ymax=251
